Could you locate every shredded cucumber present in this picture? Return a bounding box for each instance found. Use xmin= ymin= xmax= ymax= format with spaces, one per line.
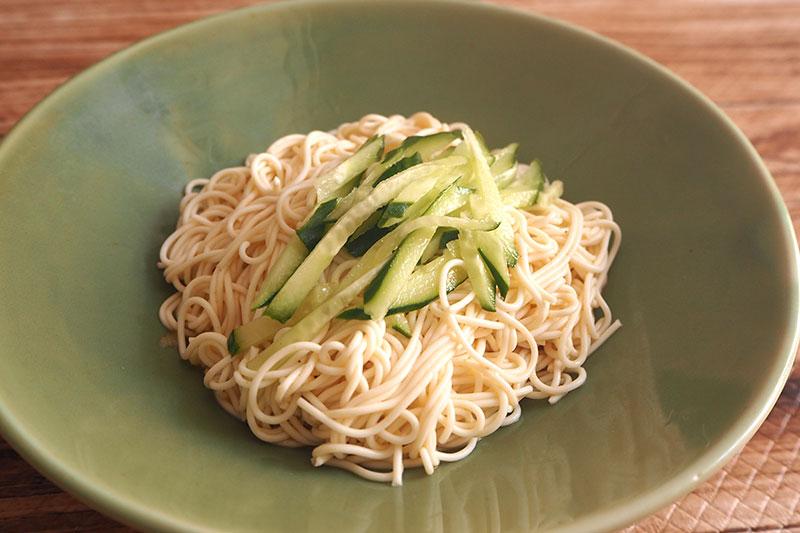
xmin=265 ymin=158 xmax=466 ymax=322
xmin=336 ymin=214 xmax=497 ymax=296
xmin=247 ymin=263 xmax=385 ymax=370
xmin=458 ymin=238 xmax=496 ymax=311
xmin=341 ymin=249 xmax=467 ymax=318
xmin=246 ymin=127 xmax=572 ymax=355
xmin=386 ymin=314 xmax=412 ymax=337
xmin=315 ymin=135 xmax=384 ymax=202
xmin=227 ymin=316 xmax=282 ymax=355
xmin=329 ymin=132 xmax=461 ymax=220
xmin=499 ymin=160 xmax=545 ymax=208
xmin=363 ymin=181 xmax=470 ymax=320
xmin=251 ymin=235 xmax=308 ymax=309
xmin=490 ymin=143 xmax=519 ymax=176
xmin=461 ymin=127 xmax=515 ymax=297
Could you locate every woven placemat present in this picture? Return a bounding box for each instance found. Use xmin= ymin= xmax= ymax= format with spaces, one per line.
xmin=628 ymin=363 xmax=800 ymax=532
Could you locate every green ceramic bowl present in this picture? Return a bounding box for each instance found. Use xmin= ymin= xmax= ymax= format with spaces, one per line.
xmin=0 ymin=1 xmax=797 ymax=531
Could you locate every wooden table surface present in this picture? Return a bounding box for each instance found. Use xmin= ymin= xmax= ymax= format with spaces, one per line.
xmin=1 ymin=1 xmax=799 ymax=531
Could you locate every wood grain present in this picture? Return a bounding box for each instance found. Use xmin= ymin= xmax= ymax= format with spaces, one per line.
xmin=1 ymin=1 xmax=798 ymax=531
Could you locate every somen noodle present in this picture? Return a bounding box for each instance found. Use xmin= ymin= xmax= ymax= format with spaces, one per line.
xmin=158 ymin=112 xmax=621 ymax=485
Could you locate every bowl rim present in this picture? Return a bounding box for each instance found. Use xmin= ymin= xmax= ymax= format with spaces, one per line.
xmin=0 ymin=1 xmax=797 ymax=531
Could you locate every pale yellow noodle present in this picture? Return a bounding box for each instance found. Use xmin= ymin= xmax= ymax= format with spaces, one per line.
xmin=158 ymin=112 xmax=621 ymax=485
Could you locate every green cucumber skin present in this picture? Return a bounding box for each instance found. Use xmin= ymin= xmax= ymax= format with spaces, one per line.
xmin=345 ymin=225 xmax=394 ymax=257
xmin=363 ymin=229 xmax=433 ymax=319
xmin=341 ymin=251 xmax=467 ymax=318
xmin=391 ymin=320 xmax=412 ymax=338
xmin=251 ymin=235 xmax=308 ymax=309
xmin=420 ymin=229 xmax=444 ymax=264
xmin=296 ymin=198 xmax=338 ymax=250
xmin=227 ymin=332 xmax=239 ymax=355
xmin=373 ymin=153 xmax=422 ymax=187
xmin=389 ymin=265 xmax=467 ymax=314
xmin=349 ymin=210 xmax=382 ymax=241
xmin=341 ymin=276 xmax=467 ymax=317
xmin=383 ymin=130 xmax=461 ymax=163
xmin=338 ymin=308 xmax=371 ymax=320
xmin=479 ymin=248 xmax=510 ymax=298
xmin=392 ymin=325 xmax=412 ymax=338
xmin=441 ymin=230 xmax=459 ymax=247
xmin=459 ymin=236 xmax=496 ymax=312
xmin=380 ymin=202 xmax=412 ymax=223
xmin=363 ymin=256 xmax=394 ymax=303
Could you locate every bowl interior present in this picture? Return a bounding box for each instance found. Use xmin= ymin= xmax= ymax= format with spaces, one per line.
xmin=0 ymin=1 xmax=796 ymax=531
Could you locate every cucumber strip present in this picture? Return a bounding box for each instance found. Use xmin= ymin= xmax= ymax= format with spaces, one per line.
xmin=458 ymin=237 xmax=496 ymax=311
xmin=329 ymin=132 xmax=462 ymax=220
xmin=389 ymin=251 xmax=467 ymax=314
xmin=462 ymin=127 xmax=517 ymax=286
xmin=338 ymin=307 xmax=370 ymax=320
xmin=498 ymin=162 xmax=544 ymax=208
xmin=420 ymin=228 xmax=459 ymax=264
xmin=363 ymin=181 xmax=468 ymax=320
xmin=240 ymin=283 xmax=334 ymax=351
xmin=383 ymin=130 xmax=462 ymax=165
xmin=388 ymin=255 xmax=467 ymax=315
xmin=265 ymin=158 xmax=465 ymax=322
xmin=289 ymin=282 xmax=334 ymax=324
xmin=503 ymin=159 xmax=544 ymax=193
xmin=473 ymin=229 xmax=511 ymax=297
xmin=494 ymin=163 xmax=519 ymax=189
xmin=536 ymin=180 xmax=564 ymax=207
xmin=378 ymin=178 xmax=469 ymax=229
xmin=377 ymin=166 xmax=466 ymax=228
xmin=479 ymin=248 xmax=510 ymax=298
xmin=294 ymin=136 xmax=386 ymax=252
xmin=345 ymin=210 xmax=394 ymax=257
xmin=227 ymin=316 xmax=283 ymax=355
xmin=349 ymin=211 xmax=382 ymax=241
xmin=364 ymin=232 xmax=436 ymax=319
xmin=315 ymin=135 xmax=384 ymax=203
xmin=490 ymin=143 xmax=519 ymax=176
xmin=345 ymin=225 xmax=394 ymax=257
xmin=246 ymin=263 xmax=386 ymax=371
xmin=251 ymin=235 xmax=308 ymax=309
xmin=474 ymin=130 xmax=491 ymax=157
xmin=336 ymin=214 xmax=498 ymax=298
xmin=341 ymin=250 xmax=468 ymax=318
xmin=378 ymin=202 xmax=412 ymax=226
xmin=362 ymin=258 xmax=392 ymax=304
xmin=420 ymin=228 xmax=447 ymax=264
xmin=500 ymin=189 xmax=539 ymax=209
xmin=372 ymin=153 xmax=422 ymax=187
xmin=386 ymin=314 xmax=412 ymax=338
xmin=296 ymin=197 xmax=338 ymax=250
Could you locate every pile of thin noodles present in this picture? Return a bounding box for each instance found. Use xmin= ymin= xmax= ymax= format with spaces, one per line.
xmin=158 ymin=112 xmax=621 ymax=485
